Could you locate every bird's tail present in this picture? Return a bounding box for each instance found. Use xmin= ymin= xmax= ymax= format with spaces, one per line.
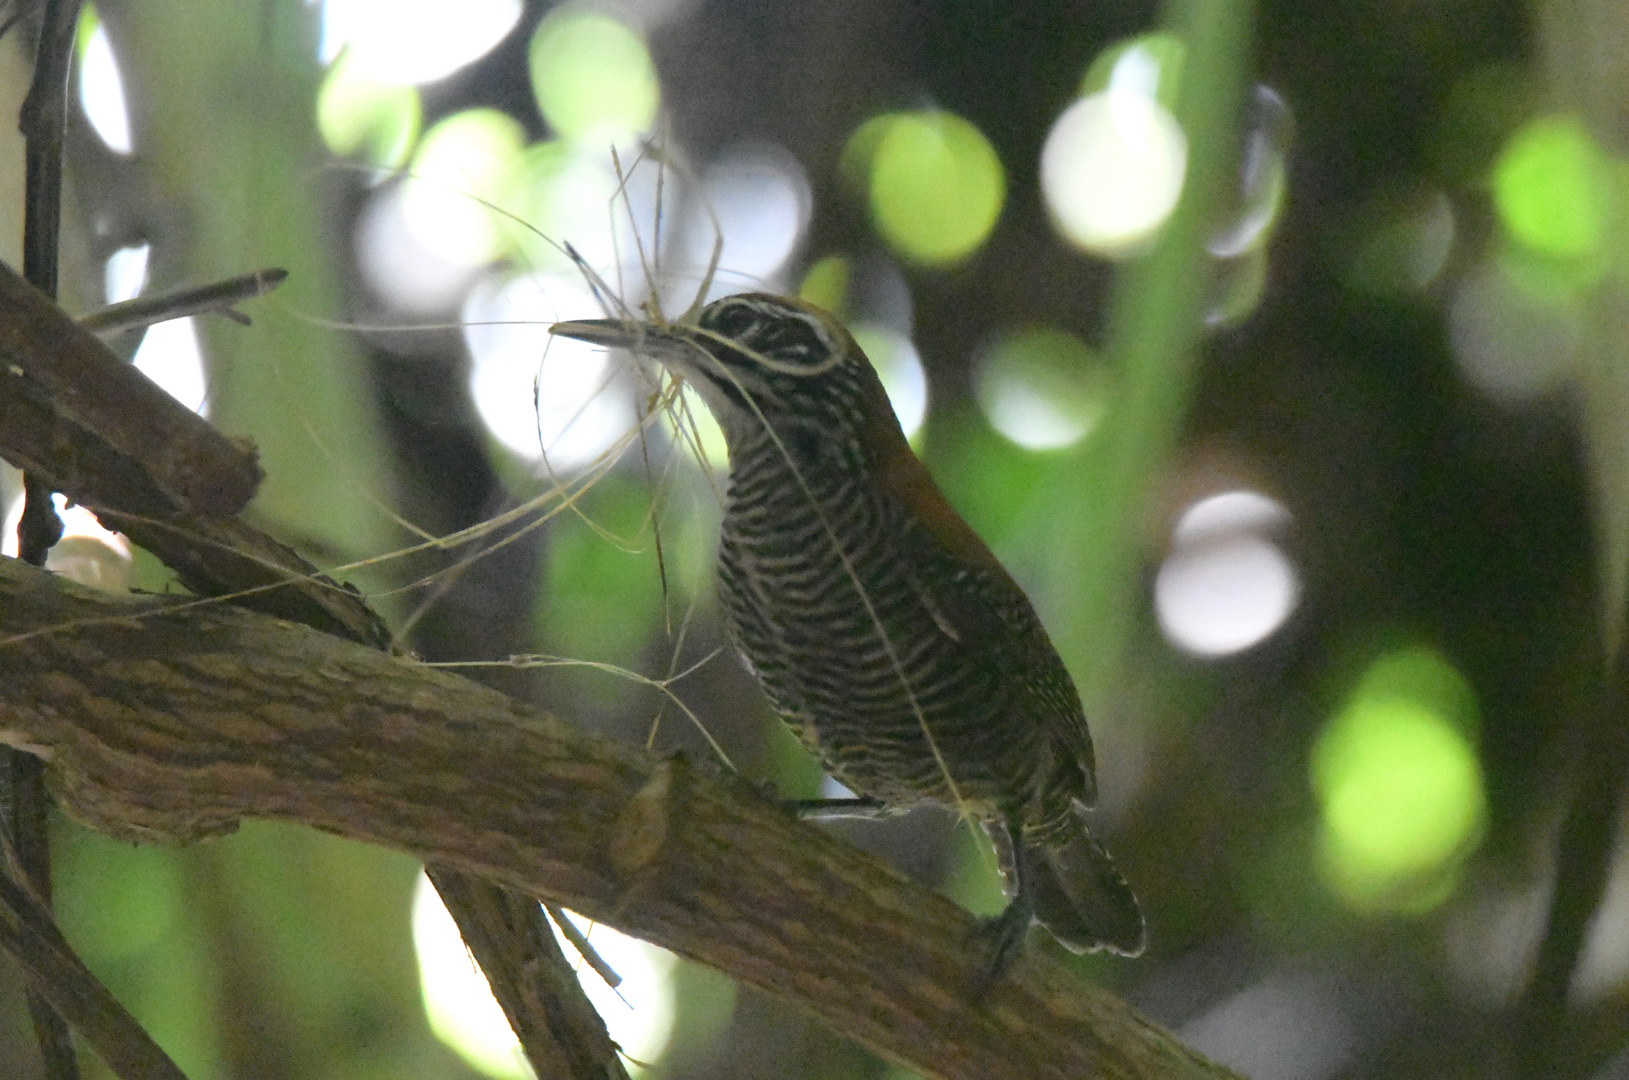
xmin=990 ymin=803 xmax=1145 ymax=957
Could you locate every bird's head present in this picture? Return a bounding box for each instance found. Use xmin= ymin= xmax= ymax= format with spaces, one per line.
xmin=551 ymin=293 xmax=897 ymax=454
xmin=556 ymin=291 xmax=1022 ymax=607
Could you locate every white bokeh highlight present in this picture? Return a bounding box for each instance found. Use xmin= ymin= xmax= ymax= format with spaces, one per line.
xmin=3 ymin=493 xmax=132 ymax=592
xmin=80 ymin=19 xmax=132 ymax=154
xmin=320 ymin=0 xmax=521 ymax=84
xmin=355 ymin=183 xmax=479 ymax=313
xmin=133 ymin=317 xmax=208 ymax=417
xmin=850 ymin=323 xmax=927 ymax=440
xmin=1448 ymin=259 xmax=1579 ymax=405
xmin=982 ymin=381 xmax=1087 ymax=450
xmin=1156 ymin=490 xmax=1299 ymax=657
xmin=396 ymin=112 xmax=526 ymax=270
xmin=513 ymin=145 xmax=626 ymax=275
xmin=1041 ymin=49 xmax=1188 ymax=257
xmin=683 ymin=144 xmax=812 ymax=295
xmin=412 ymin=873 xmax=675 ymax=1080
xmin=973 ymin=331 xmax=1106 ymax=452
xmin=983 ymin=376 xmax=1094 ymax=449
xmin=104 ymin=243 xmax=150 ymax=304
xmin=463 ymin=273 xmax=631 ymax=468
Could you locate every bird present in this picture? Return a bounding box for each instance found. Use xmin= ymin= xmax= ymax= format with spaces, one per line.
xmin=551 ymin=292 xmax=1144 ymax=975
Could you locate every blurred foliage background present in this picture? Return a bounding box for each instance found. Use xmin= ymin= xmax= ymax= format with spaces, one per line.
xmin=3 ymin=0 xmax=1629 ymax=1077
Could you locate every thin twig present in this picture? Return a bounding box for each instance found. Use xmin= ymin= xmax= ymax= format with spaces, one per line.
xmin=12 ymin=3 xmax=86 ymax=1079
xmin=1514 ymin=647 xmax=1629 ymax=1079
xmin=79 ymin=267 xmax=289 ymax=338
xmin=545 ymin=903 xmax=623 ymax=990
xmin=18 ymin=0 xmax=78 ymax=298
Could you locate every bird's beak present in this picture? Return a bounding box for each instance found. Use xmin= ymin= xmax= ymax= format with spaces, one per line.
xmin=552 ymin=318 xmax=736 ymax=407
xmin=548 ymin=318 xmax=642 ymax=348
xmin=549 ymin=318 xmax=698 ymax=367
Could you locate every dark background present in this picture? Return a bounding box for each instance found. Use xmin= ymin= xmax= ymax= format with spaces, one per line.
xmin=3 ymin=0 xmax=1627 ymax=1078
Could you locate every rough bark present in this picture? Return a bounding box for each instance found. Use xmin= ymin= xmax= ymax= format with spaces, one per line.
xmin=0 ymin=556 xmax=1238 ymax=1080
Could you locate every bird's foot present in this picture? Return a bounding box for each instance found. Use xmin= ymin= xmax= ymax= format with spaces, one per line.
xmin=968 ymin=899 xmax=1032 ymax=994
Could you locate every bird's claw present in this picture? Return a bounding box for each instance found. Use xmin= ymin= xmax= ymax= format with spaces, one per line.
xmin=968 ymin=901 xmax=1031 ymax=994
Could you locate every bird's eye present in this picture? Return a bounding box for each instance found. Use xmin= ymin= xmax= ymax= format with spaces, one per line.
xmin=702 ymin=298 xmax=762 ymax=339
xmin=754 ymin=316 xmax=827 ymax=368
xmin=701 ymin=296 xmax=833 ymax=372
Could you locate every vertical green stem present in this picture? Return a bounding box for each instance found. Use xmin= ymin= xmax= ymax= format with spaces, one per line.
xmin=109 ymin=0 xmax=398 ymax=578
xmin=1053 ymin=0 xmax=1258 ymax=705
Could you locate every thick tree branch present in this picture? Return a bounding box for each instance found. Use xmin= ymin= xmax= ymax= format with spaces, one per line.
xmin=0 ymin=254 xmax=623 ymax=1076
xmin=0 ymin=260 xmax=262 ymax=520
xmin=0 ymin=258 xmax=388 ymax=649
xmin=0 ymin=557 xmax=1237 ymax=1080
xmin=0 ymin=180 xmax=1230 ymax=1080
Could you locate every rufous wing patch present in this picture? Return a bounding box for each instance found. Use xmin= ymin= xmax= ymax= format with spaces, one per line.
xmin=848 ymin=349 xmax=1023 ymax=594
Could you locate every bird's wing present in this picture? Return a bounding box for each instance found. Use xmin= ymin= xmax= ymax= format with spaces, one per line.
xmin=900 ymin=539 xmax=1099 ymax=806
xmin=860 ymin=410 xmax=1100 ymax=803
xmin=959 ymin=562 xmax=1099 ymax=802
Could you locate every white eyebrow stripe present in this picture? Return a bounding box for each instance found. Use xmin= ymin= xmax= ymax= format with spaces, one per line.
xmin=702 ymin=297 xmax=845 ymax=376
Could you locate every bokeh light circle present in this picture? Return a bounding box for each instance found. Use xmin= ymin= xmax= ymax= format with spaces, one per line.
xmin=684 ymin=144 xmax=813 ymax=289
xmin=850 ymin=324 xmax=927 ymax=439
xmin=798 ymin=255 xmax=851 ymax=317
xmin=973 ymin=327 xmax=1108 ymax=451
xmin=1155 ymin=533 xmax=1297 ymax=656
xmin=529 ymin=10 xmax=659 ymax=143
xmin=1155 ymin=491 xmax=1298 ymax=657
xmin=400 ymin=109 xmax=528 ymax=267
xmin=355 ymin=183 xmax=480 ymax=312
xmin=1312 ymin=647 xmax=1486 ymax=911
xmin=1318 ymin=704 xmax=1483 ymax=880
xmin=1493 ymin=115 xmax=1612 ymax=261
xmin=317 ymin=51 xmax=422 ymax=169
xmin=1342 ymin=189 xmax=1456 ymax=297
xmin=1041 ymin=90 xmax=1187 ymax=257
xmin=320 ymin=0 xmax=521 ymax=85
xmin=1170 ymin=489 xmax=1290 ymax=545
xmin=508 ymin=141 xmax=622 ymax=273
xmin=1080 ymin=33 xmax=1186 ymax=107
xmin=860 ymin=111 xmax=1006 ymax=267
xmin=463 ymin=273 xmax=632 ymax=468
xmin=1447 ymin=256 xmax=1579 ymax=405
